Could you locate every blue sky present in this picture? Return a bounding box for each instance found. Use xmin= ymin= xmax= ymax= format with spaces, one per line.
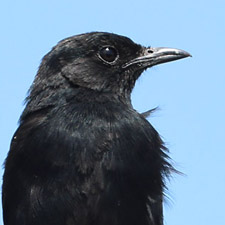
xmin=1 ymin=0 xmax=225 ymax=224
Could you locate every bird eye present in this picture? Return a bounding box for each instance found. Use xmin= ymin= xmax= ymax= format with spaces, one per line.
xmin=98 ymin=46 xmax=118 ymax=63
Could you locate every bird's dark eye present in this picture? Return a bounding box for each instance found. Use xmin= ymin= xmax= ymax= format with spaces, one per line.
xmin=98 ymin=46 xmax=118 ymax=63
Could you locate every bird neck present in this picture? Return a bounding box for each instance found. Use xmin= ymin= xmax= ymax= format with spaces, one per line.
xmin=21 ymin=85 xmax=133 ymax=122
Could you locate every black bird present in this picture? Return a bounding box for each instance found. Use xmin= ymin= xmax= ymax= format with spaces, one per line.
xmin=2 ymin=32 xmax=190 ymax=225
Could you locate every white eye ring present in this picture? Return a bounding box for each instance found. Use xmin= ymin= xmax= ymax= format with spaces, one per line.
xmin=97 ymin=46 xmax=119 ymax=65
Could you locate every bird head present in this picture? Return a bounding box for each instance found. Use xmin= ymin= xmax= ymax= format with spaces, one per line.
xmin=30 ymin=32 xmax=190 ymax=102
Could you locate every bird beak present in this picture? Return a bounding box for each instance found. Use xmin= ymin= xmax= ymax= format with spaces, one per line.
xmin=122 ymin=47 xmax=191 ymax=69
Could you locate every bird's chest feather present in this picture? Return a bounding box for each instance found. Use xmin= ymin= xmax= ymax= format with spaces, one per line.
xmin=44 ymin=102 xmax=158 ymax=169
xmin=8 ymin=100 xmax=164 ymax=194
xmin=33 ymin=102 xmax=163 ymax=192
xmin=6 ymin=101 xmax=164 ymax=224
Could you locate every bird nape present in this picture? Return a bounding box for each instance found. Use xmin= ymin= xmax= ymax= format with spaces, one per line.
xmin=2 ymin=32 xmax=190 ymax=225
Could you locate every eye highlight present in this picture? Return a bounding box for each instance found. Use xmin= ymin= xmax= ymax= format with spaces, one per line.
xmin=98 ymin=46 xmax=119 ymax=64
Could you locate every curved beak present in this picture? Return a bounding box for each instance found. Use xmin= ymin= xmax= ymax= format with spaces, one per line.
xmin=123 ymin=47 xmax=191 ymax=69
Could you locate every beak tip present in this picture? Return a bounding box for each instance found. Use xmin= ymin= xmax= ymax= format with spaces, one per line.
xmin=183 ymin=51 xmax=192 ymax=58
xmin=175 ymin=49 xmax=191 ymax=58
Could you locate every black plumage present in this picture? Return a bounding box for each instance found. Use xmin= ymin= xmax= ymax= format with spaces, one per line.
xmin=2 ymin=32 xmax=190 ymax=225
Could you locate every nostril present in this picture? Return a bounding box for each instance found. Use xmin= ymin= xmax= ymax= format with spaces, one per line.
xmin=147 ymin=49 xmax=154 ymax=54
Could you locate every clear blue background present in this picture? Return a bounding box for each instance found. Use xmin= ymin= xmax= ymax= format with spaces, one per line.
xmin=1 ymin=1 xmax=225 ymax=224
